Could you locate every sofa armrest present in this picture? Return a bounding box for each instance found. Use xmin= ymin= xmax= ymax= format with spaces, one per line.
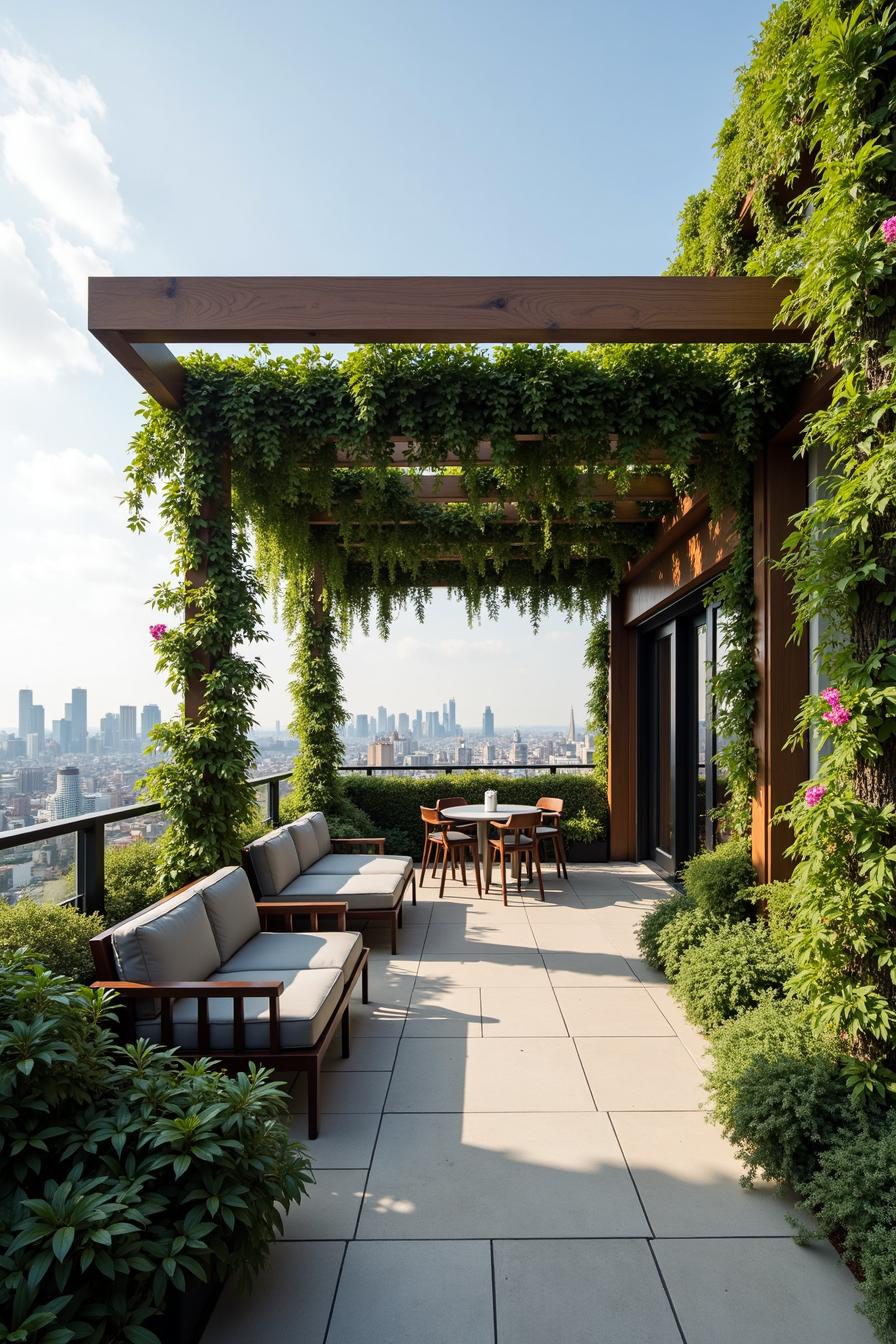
xmin=92 ymin=979 xmax=285 ymax=1052
xmin=256 ymin=901 xmax=348 ymax=932
xmin=331 ymin=836 xmax=386 ymax=853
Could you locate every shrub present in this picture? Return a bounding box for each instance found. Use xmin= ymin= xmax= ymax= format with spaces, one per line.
xmin=564 ymin=809 xmax=605 ymax=844
xmin=753 ymin=880 xmax=800 ymax=949
xmin=636 ymin=891 xmax=697 ymax=971
xmin=280 ymin=791 xmax=414 ymax=857
xmin=343 ymin=770 xmax=608 ymax=861
xmin=0 ymin=900 xmax=103 ymax=982
xmin=799 ymin=1116 xmax=896 ymax=1343
xmin=707 ymin=997 xmax=837 ymax=1124
xmin=673 ymin=922 xmax=794 ymax=1030
xmin=657 ymin=906 xmax=720 ymax=980
xmin=681 ymin=837 xmax=756 ymax=921
xmin=0 ymin=953 xmax=312 ymax=1343
xmin=104 ymin=839 xmax=163 ymax=923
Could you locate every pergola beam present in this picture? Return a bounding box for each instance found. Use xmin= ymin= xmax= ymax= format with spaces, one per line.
xmin=88 ymin=275 xmax=806 ymax=408
xmin=333 ymin=435 xmax=710 ymax=465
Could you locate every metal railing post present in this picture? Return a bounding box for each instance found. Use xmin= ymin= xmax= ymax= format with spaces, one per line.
xmin=77 ymin=820 xmax=105 ymax=916
xmin=267 ymin=778 xmax=280 ymax=827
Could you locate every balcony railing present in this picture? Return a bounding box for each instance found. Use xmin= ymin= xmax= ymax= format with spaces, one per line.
xmin=0 ymin=763 xmax=594 ymax=916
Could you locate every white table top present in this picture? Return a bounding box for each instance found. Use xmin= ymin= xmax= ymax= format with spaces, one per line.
xmin=440 ymin=803 xmax=540 ymax=821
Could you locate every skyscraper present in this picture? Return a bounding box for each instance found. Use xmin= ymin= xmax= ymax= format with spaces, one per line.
xmin=30 ymin=704 xmax=45 ymax=754
xmin=567 ymin=705 xmax=576 ymax=742
xmin=17 ymin=690 xmax=33 ymax=742
xmin=482 ymin=705 xmax=495 ymax=738
xmin=355 ymin=713 xmax=369 ymax=739
xmin=413 ymin=709 xmax=423 ymax=739
xmin=398 ymin=712 xmax=410 ymax=737
xmin=119 ymin=705 xmax=138 ymax=746
xmin=141 ymin=704 xmax=162 ymax=741
xmin=52 ymin=718 xmax=73 ymax=753
xmin=49 ymin=766 xmax=82 ymax=820
xmin=70 ymin=688 xmax=87 ymax=753
xmin=100 ymin=713 xmax=118 ymax=751
xmin=377 ymin=705 xmax=388 ymax=735
xmin=425 ymin=710 xmax=440 ymax=738
xmin=448 ymin=698 xmax=456 ymax=734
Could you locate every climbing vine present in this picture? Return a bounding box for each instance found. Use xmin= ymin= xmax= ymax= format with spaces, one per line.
xmin=583 ymin=614 xmax=610 ymax=787
xmin=288 ymin=581 xmax=349 ymax=815
xmin=671 ymin=0 xmax=896 ymax=1093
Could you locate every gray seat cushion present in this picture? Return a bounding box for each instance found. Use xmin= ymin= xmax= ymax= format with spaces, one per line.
xmin=221 ymin=929 xmax=363 ymax=979
xmin=246 ymin=829 xmax=302 ymax=896
xmin=267 ymin=872 xmax=404 ymax=911
xmin=286 ymin=818 xmax=320 ymax=871
xmin=199 ymin=867 xmax=261 ymax=961
xmin=142 ymin=968 xmax=345 ymax=1051
xmin=310 ymin=854 xmax=413 ymax=881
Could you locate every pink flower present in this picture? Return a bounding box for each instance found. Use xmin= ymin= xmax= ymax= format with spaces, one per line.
xmin=149 ymin=623 xmax=168 ymax=641
xmin=820 ymin=687 xmax=842 ymax=707
xmin=882 ymin=216 xmax=896 ymax=245
xmin=823 ymin=705 xmax=851 ymax=727
xmin=805 ymin=784 xmax=827 ymax=808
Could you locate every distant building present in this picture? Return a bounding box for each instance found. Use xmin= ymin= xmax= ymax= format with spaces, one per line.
xmin=376 ymin=706 xmax=388 ymax=735
xmin=141 ymin=704 xmax=162 ymax=741
xmin=448 ymin=698 xmax=456 ymax=734
xmin=26 ymin=733 xmax=40 ymax=760
xmin=119 ymin=705 xmax=138 ymax=749
xmin=398 ymin=712 xmax=410 ymax=737
xmin=425 ymin=710 xmax=440 ymax=738
xmin=52 ymin=719 xmax=72 ymax=753
xmin=49 ymin=766 xmax=82 ymax=820
xmin=367 ymin=738 xmax=394 ymax=768
xmin=30 ymin=704 xmax=45 ymax=754
xmin=17 ymin=690 xmax=33 ymax=742
xmin=70 ymin=688 xmax=87 ymax=754
xmin=386 ymin=714 xmax=396 ymax=735
xmin=482 ymin=705 xmax=495 ymax=738
xmin=567 ymin=706 xmax=576 ymax=742
xmin=355 ymin=713 xmax=369 ymax=739
xmin=453 ymin=741 xmax=472 ymax=766
xmin=100 ymin=713 xmax=119 ymax=751
xmin=413 ymin=710 xmax=424 ymax=738
xmin=510 ymin=728 xmax=528 ymax=765
xmin=409 ymin=751 xmax=433 ymax=768
xmin=483 ymin=742 xmax=497 ymax=764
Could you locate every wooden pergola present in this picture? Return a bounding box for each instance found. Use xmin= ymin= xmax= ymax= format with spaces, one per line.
xmin=88 ymin=274 xmax=824 ymax=874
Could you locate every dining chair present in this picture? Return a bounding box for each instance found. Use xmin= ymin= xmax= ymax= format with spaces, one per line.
xmin=419 ymin=806 xmax=482 ymax=898
xmin=486 ymin=811 xmax=544 ymax=903
xmin=435 ymin=796 xmax=477 ymax=879
xmin=534 ymin=795 xmax=569 ymax=880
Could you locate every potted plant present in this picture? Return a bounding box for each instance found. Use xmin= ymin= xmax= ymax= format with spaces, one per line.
xmin=563 ymin=809 xmax=608 ymax=862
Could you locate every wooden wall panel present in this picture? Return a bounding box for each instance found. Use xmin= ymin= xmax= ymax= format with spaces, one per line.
xmin=623 ymin=505 xmax=739 ymax=626
xmin=608 ymin=593 xmax=638 ymax=860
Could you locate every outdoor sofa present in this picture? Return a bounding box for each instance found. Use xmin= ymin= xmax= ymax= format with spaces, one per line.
xmin=89 ymin=865 xmax=369 ymax=1138
xmin=242 ymin=811 xmax=416 ymax=954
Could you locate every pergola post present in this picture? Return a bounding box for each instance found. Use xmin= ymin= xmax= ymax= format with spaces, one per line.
xmin=607 ymin=593 xmax=638 ymax=860
xmin=184 ymin=445 xmax=232 ymax=722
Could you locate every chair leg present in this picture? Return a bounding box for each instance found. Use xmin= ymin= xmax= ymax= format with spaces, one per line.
xmin=391 ymin=912 xmax=398 ymax=955
xmin=459 ymin=849 xmax=467 ymax=886
xmin=557 ymin=831 xmax=569 ymax=880
xmin=500 ymin=841 xmax=508 ymax=906
xmin=411 ymin=872 xmax=417 ymax=905
xmin=341 ymin=1005 xmax=351 ymax=1058
xmin=533 ymin=845 xmax=545 ymax=900
xmin=362 ymin=960 xmax=369 ymax=1004
xmin=431 ymin=843 xmax=440 ymax=877
xmin=398 ymin=902 xmax=403 ymax=928
xmin=420 ymin=838 xmax=429 ymax=887
xmin=438 ymin=846 xmax=449 ymax=900
xmin=450 ymin=849 xmax=457 ymax=880
xmin=471 ymin=842 xmax=482 ymax=896
xmin=553 ymin=834 xmax=561 ymax=879
xmin=307 ymin=1058 xmax=321 ymax=1140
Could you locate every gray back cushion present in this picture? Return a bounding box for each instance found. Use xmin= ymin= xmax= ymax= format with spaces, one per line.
xmin=111 ymin=880 xmax=210 ymax=1017
xmin=200 ymin=867 xmax=260 ymax=962
xmin=247 ymin=828 xmax=302 ymax=896
xmin=134 ymin=896 xmax=222 ymax=983
xmin=308 ymin=811 xmax=332 ymax=858
xmin=287 ymin=818 xmax=320 ymax=871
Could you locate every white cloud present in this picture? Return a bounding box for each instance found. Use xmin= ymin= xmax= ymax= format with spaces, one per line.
xmin=36 ymin=220 xmax=112 ymax=306
xmin=0 ymin=220 xmax=97 ymax=380
xmin=0 ymin=49 xmax=132 ymax=250
xmin=437 ymin=637 xmax=506 ymax=659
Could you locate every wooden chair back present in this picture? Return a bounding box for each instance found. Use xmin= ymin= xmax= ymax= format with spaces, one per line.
xmin=420 ymin=805 xmax=443 ymax=826
xmin=490 ymin=811 xmax=541 ymax=836
xmin=435 ymin=796 xmax=469 ymax=813
xmin=535 ymin=796 xmax=564 ymax=826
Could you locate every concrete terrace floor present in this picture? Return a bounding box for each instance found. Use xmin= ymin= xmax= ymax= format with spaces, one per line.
xmin=202 ymin=862 xmax=873 ymax=1344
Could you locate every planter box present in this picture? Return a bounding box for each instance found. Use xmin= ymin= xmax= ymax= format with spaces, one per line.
xmin=149 ymin=1273 xmax=223 ymax=1344
xmin=565 ymin=838 xmax=608 ymax=863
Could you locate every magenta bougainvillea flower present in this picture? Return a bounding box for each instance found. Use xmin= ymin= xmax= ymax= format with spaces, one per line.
xmin=823 ymin=705 xmax=851 ymax=726
xmin=882 ymin=216 xmax=896 ymax=244
xmin=820 ymin=686 xmax=841 ymax=706
xmin=149 ymin=623 xmax=168 ymax=641
xmin=805 ymin=784 xmax=827 ymax=808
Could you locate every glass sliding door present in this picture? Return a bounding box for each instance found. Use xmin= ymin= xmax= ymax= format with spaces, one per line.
xmin=648 ymin=623 xmax=676 ymax=871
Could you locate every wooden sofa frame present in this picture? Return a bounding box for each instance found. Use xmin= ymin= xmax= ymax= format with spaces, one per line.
xmin=242 ymin=833 xmax=416 ymax=955
xmin=90 ymin=899 xmax=369 ymax=1140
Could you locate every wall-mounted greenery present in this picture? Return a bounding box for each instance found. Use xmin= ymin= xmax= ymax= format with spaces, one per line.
xmin=670 ymin=0 xmax=896 ymax=1097
xmin=583 ymin=614 xmax=610 ymax=787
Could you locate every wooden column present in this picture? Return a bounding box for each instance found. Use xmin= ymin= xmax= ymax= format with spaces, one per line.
xmin=185 ymin=447 xmax=232 ymax=721
xmin=608 ymin=593 xmax=638 ymax=859
xmin=751 ymin=446 xmax=809 ymax=881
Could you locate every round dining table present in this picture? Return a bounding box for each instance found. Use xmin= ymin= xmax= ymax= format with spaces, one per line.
xmin=439 ymin=803 xmax=541 ymax=890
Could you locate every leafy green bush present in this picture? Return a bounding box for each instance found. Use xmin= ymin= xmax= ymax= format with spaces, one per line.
xmin=0 ymin=953 xmax=312 ymax=1343
xmin=280 ymin=791 xmax=414 ymax=857
xmin=681 ymin=837 xmax=756 ymax=921
xmin=752 ymin=881 xmax=799 ymax=950
xmin=657 ymin=906 xmax=720 ymax=981
xmin=0 ymin=901 xmax=103 ymax=983
xmin=636 ymin=892 xmax=697 ymax=972
xmin=799 ymin=1116 xmax=896 ymax=1343
xmin=707 ymin=998 xmax=837 ymax=1124
xmin=563 ymin=809 xmax=605 ymax=845
xmin=343 ymin=771 xmax=608 ymax=861
xmin=673 ymin=922 xmax=794 ymax=1031
xmin=104 ymin=840 xmax=163 ymax=924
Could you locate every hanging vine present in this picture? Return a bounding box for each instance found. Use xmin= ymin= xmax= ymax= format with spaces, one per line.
xmin=583 ymin=614 xmax=610 ymax=788
xmin=671 ymin=0 xmax=896 ymax=1094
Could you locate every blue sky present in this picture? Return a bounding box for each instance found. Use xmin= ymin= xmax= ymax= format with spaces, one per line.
xmin=0 ymin=0 xmax=770 ymax=731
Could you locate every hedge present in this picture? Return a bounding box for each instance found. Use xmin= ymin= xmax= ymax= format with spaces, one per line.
xmin=341 ymin=770 xmax=608 ymax=860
